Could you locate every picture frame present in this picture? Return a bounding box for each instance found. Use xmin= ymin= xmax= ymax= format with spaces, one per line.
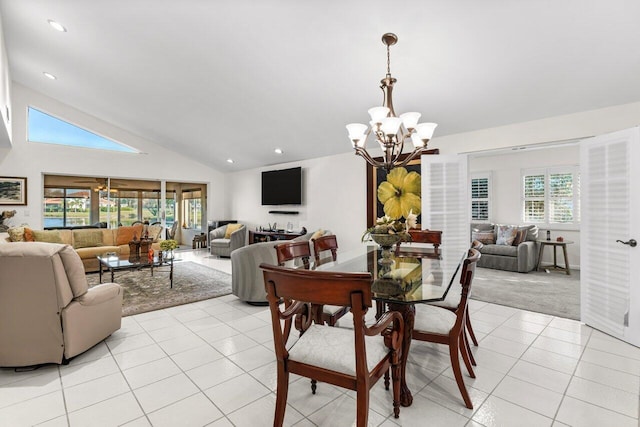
xmin=366 ymin=150 xmax=438 ymax=228
xmin=0 ymin=177 xmax=27 ymax=205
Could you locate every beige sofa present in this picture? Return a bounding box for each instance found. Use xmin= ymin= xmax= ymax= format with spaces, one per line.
xmin=0 ymin=242 xmax=123 ymax=366
xmin=1 ymin=225 xmax=163 ymax=272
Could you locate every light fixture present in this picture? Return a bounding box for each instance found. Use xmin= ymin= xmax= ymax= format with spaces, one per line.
xmin=274 ymin=148 xmax=283 ymax=154
xmin=346 ymin=33 xmax=437 ymax=172
xmin=47 ymin=19 xmax=67 ymax=32
xmin=43 ymin=72 xmax=57 ymax=80
xmin=226 ymin=158 xmax=234 ymax=164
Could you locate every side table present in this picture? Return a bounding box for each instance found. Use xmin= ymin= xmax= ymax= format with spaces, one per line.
xmin=536 ymin=240 xmax=574 ymax=275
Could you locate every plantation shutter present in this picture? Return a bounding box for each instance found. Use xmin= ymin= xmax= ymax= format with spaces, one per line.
xmin=471 ymin=176 xmax=489 ymax=221
xmin=422 ymin=154 xmax=468 ymax=272
xmin=522 ymin=173 xmax=545 ymax=222
xmin=581 ymin=127 xmax=640 ymax=346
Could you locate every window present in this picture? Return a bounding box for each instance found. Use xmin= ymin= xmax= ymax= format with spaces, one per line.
xmin=470 ymin=172 xmax=491 ymax=221
xmin=44 ymin=188 xmax=91 ymax=228
xmin=28 ymin=107 xmax=137 ymax=153
xmin=522 ymin=167 xmax=580 ymax=225
xmin=182 ymin=190 xmax=202 ymax=230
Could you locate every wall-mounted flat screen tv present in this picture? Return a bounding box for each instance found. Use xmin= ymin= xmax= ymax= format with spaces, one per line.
xmin=262 ymin=167 xmax=302 ymax=205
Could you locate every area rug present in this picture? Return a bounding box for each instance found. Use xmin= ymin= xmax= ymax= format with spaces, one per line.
xmin=86 ymin=261 xmax=232 ymax=316
xmin=471 ymin=267 xmax=580 ymax=320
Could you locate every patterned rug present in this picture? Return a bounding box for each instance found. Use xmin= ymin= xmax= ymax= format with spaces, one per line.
xmin=86 ymin=261 xmax=232 ymax=316
xmin=472 ymin=267 xmax=580 ymax=320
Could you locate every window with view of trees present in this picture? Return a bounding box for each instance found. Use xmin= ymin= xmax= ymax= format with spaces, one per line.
xmin=522 ymin=167 xmax=580 ymax=225
xmin=470 ymin=173 xmax=491 ymax=221
xmin=44 ymin=188 xmax=91 ymax=228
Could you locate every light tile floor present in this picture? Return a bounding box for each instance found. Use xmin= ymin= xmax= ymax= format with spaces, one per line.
xmin=1 ymin=249 xmax=639 ymax=426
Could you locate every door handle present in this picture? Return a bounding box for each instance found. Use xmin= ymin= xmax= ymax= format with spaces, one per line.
xmin=616 ymin=239 xmax=637 ymax=247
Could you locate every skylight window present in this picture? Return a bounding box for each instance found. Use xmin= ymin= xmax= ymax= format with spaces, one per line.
xmin=27 ymin=107 xmax=138 ymax=153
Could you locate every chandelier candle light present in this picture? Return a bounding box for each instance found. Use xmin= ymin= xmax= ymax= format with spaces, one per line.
xmin=346 ymin=33 xmax=437 ymax=172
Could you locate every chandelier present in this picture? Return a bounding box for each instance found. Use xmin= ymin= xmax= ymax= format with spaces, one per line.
xmin=346 ymin=33 xmax=437 ymax=172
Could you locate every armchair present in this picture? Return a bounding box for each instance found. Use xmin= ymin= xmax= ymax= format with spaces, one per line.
xmin=0 ymin=242 xmax=123 ymax=367
xmin=209 ymin=223 xmax=246 ymax=257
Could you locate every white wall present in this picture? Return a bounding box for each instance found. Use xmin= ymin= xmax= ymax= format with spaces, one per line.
xmin=0 ymin=83 xmax=227 ymax=232
xmin=228 ymin=102 xmax=640 ymax=263
xmin=0 ymin=14 xmax=11 ymax=147
xmin=470 ymin=145 xmax=581 ymax=269
xmin=228 ymin=152 xmax=367 ymax=253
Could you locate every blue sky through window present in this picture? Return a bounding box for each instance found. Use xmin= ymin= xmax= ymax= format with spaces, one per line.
xmin=28 ymin=107 xmax=137 ymax=153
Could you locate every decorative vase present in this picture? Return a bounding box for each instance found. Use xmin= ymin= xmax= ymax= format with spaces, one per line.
xmin=370 ymin=233 xmax=402 ymax=267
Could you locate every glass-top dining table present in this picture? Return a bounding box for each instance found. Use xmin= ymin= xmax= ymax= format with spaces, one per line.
xmin=314 ymin=244 xmax=465 ymax=407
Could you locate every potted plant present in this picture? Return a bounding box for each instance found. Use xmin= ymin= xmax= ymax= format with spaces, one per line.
xmin=160 ymin=239 xmax=178 ymax=258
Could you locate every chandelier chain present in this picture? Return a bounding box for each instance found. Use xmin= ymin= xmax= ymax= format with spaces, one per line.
xmin=386 ymin=44 xmax=391 ymax=75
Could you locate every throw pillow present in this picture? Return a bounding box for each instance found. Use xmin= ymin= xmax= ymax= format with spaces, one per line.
xmin=7 ymin=226 xmax=25 ymax=242
xmin=495 ymin=225 xmax=518 ymax=245
xmin=518 ymin=224 xmax=539 ymax=241
xmin=224 ymin=223 xmax=243 ymax=239
xmin=116 ymin=224 xmax=144 ymax=245
xmin=147 ymin=224 xmax=163 ymax=242
xmin=471 ymin=239 xmax=485 ymax=250
xmin=32 ymin=230 xmax=63 ymax=243
xmin=471 ymin=230 xmax=494 ymax=244
xmin=512 ymin=229 xmax=527 ymax=246
xmin=24 ymin=227 xmax=35 ymax=242
xmin=73 ymin=229 xmax=104 ymax=249
xmin=310 ymin=229 xmax=326 ymax=241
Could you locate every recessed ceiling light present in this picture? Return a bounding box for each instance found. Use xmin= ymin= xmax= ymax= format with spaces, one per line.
xmin=43 ymin=72 xmax=57 ymax=80
xmin=274 ymin=148 xmax=283 ymax=154
xmin=226 ymin=158 xmax=234 ymax=164
xmin=47 ymin=19 xmax=67 ymax=32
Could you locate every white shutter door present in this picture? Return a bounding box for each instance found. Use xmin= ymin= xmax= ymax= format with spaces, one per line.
xmin=422 ymin=154 xmax=469 ymax=271
xmin=580 ymin=127 xmax=640 ymax=346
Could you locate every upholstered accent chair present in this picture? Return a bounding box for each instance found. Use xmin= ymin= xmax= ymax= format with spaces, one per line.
xmin=0 ymin=242 xmax=123 ymax=367
xmin=209 ymin=223 xmax=246 ymax=257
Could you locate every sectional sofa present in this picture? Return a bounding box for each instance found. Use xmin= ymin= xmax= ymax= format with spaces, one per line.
xmin=1 ymin=224 xmax=164 ymax=273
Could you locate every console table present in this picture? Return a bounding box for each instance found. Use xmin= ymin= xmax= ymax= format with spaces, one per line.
xmin=249 ymin=229 xmax=305 ymax=244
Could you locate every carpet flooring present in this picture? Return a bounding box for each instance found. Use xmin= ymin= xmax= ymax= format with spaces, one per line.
xmin=472 ymin=267 xmax=580 ymax=320
xmin=86 ymin=261 xmax=232 ymax=316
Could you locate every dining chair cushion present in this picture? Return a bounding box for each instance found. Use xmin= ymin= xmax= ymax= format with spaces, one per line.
xmin=414 ymin=305 xmax=457 ymax=335
xmin=288 ymin=324 xmax=390 ymax=376
xmin=323 ymin=304 xmax=347 ymax=315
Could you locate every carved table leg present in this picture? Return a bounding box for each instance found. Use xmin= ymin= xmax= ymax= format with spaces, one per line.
xmin=386 ymin=302 xmax=415 ymax=407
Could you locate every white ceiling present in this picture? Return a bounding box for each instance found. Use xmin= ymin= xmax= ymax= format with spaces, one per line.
xmin=2 ymin=1 xmax=640 ymax=172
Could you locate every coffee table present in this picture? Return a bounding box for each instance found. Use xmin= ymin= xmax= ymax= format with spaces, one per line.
xmin=97 ymin=253 xmax=176 ymax=288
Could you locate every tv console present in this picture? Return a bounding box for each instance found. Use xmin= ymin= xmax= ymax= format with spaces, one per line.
xmin=249 ymin=229 xmax=305 ymax=244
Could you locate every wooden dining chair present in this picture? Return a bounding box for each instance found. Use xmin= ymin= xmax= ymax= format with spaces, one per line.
xmin=411 ymin=248 xmax=480 ymax=409
xmin=312 ymin=234 xmax=338 ymax=264
xmin=275 ymin=240 xmax=349 ymax=326
xmin=260 ymin=264 xmax=404 ymax=426
xmin=395 ymin=229 xmax=443 ymax=255
xmin=274 ymin=240 xmax=311 ymax=269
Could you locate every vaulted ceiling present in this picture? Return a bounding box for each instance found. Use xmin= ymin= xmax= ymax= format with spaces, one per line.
xmin=2 ymin=1 xmax=639 ymax=171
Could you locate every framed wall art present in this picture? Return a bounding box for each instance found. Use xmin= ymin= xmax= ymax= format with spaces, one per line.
xmin=366 ymin=150 xmax=438 ymax=228
xmin=0 ymin=177 xmax=27 ymax=205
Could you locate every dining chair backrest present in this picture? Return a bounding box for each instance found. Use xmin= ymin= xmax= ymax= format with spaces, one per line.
xmin=275 ymin=240 xmax=311 ymax=269
xmin=395 ymin=229 xmax=443 ymax=255
xmin=454 ymin=248 xmax=480 ymax=327
xmin=312 ymin=234 xmax=338 ymax=264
